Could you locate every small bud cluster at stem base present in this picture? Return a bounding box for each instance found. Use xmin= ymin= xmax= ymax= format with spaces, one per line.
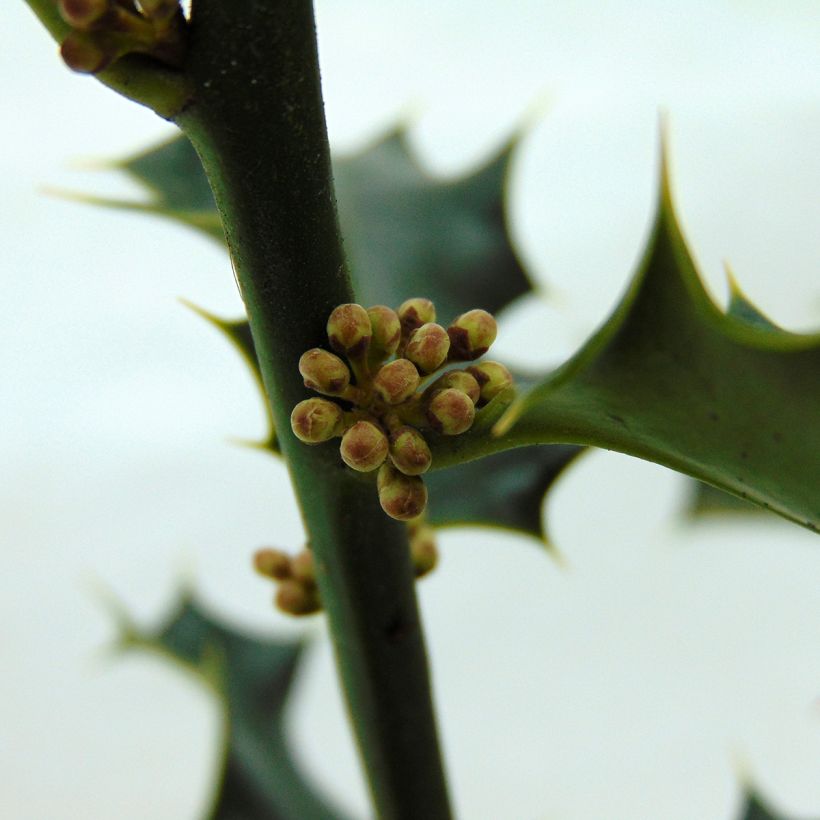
xmin=290 ymin=297 xmax=515 ymax=522
xmin=57 ymin=0 xmax=187 ymax=75
xmin=253 ymin=546 xmax=321 ymax=617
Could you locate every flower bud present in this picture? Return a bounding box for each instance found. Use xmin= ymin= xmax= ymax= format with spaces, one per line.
xmin=389 ymin=426 xmax=432 ymax=475
xmin=253 ymin=548 xmax=292 ymax=580
xmin=60 ymin=32 xmax=112 ymax=73
xmin=340 ymin=421 xmax=389 ymax=472
xmin=327 ymin=303 xmax=371 ymax=357
xmin=59 ymin=0 xmax=109 ymax=29
xmin=290 ymin=398 xmax=343 ymax=444
xmin=426 ymin=387 xmax=475 ymax=435
xmin=397 ymin=298 xmax=436 ymax=337
xmin=467 ymin=361 xmax=514 ymax=404
xmin=373 ymin=359 xmax=420 ymax=405
xmin=424 ymin=370 xmax=480 ymax=404
xmin=405 ymin=323 xmax=450 ymax=374
xmin=367 ymin=305 xmax=401 ymax=359
xmin=410 ymin=526 xmax=438 ymax=578
xmin=377 ymin=464 xmax=428 ymax=521
xmin=291 ymin=549 xmax=316 ymax=587
xmin=298 ymin=348 xmax=350 ymax=395
xmin=275 ymin=579 xmax=321 ymax=616
xmin=447 ymin=309 xmax=497 ymax=360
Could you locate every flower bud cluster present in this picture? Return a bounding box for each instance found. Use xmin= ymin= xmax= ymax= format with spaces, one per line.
xmin=254 ymin=546 xmax=321 ymax=616
xmin=290 ymin=299 xmax=514 ymax=522
xmin=57 ymin=0 xmax=186 ymax=75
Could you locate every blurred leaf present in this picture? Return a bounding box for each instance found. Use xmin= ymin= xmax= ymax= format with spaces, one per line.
xmin=101 ymin=127 xmax=534 ymax=319
xmin=122 ymin=597 xmax=346 ymax=820
xmin=334 ymin=127 xmax=533 ymax=318
xmin=426 ymin=444 xmax=582 ymax=542
xmin=494 ymin=152 xmax=820 ymax=533
xmin=183 ymin=301 xmax=278 ymax=453
xmin=739 ymin=791 xmax=819 ymax=820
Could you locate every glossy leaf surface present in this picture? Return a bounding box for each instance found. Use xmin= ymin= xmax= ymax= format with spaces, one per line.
xmin=493 ymin=160 xmax=820 ymax=532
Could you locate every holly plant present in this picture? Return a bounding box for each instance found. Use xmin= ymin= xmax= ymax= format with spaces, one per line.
xmin=19 ymin=2 xmax=820 ymax=819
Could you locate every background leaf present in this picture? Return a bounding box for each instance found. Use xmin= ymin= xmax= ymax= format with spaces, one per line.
xmin=739 ymin=791 xmax=820 ymax=820
xmin=112 ymin=128 xmax=534 ymax=320
xmin=122 ymin=597 xmax=347 ymax=820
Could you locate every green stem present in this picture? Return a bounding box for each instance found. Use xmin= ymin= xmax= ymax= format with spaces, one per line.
xmin=175 ymin=2 xmax=451 ymax=818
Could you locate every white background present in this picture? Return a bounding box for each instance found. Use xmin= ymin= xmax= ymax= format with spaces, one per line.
xmin=2 ymin=1 xmax=820 ymax=818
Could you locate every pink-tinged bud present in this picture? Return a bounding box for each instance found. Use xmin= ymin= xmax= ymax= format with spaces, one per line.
xmin=290 ymin=549 xmax=316 ymax=587
xmin=389 ymin=426 xmax=432 ymax=476
xmin=367 ymin=305 xmax=401 ymax=359
xmin=405 ymin=323 xmax=450 ymax=374
xmin=275 ymin=579 xmax=321 ymax=616
xmin=397 ymin=298 xmax=436 ymax=337
xmin=426 ymin=387 xmax=475 ymax=435
xmin=377 ymin=464 xmax=428 ymax=521
xmin=298 ymin=348 xmax=350 ymax=395
xmin=290 ymin=398 xmax=344 ymax=444
xmin=424 ymin=370 xmax=480 ymax=404
xmin=253 ymin=548 xmax=292 ymax=580
xmin=447 ymin=309 xmax=497 ymax=360
xmin=340 ymin=421 xmax=389 ymax=472
xmin=60 ymin=32 xmax=112 ymax=73
xmin=327 ymin=303 xmax=371 ymax=357
xmin=373 ymin=359 xmax=420 ymax=405
xmin=59 ymin=0 xmax=109 ymax=29
xmin=467 ymin=361 xmax=514 ymax=405
xmin=410 ymin=526 xmax=438 ymax=578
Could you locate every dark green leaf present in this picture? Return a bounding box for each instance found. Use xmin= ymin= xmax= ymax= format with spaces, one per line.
xmin=334 ymin=127 xmax=533 ymax=318
xmin=492 ymin=151 xmax=820 ymax=532
xmin=426 ymin=443 xmax=582 ymax=542
xmin=121 ymin=597 xmax=346 ymax=820
xmin=739 ymin=791 xmax=819 ymax=820
xmin=97 ymin=127 xmax=534 ymax=319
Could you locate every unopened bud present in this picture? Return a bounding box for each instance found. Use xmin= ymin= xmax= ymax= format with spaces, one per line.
xmin=389 ymin=425 xmax=432 ymax=475
xmin=467 ymin=361 xmax=514 ymax=404
xmin=291 ymin=398 xmax=343 ymax=444
xmin=377 ymin=464 xmax=428 ymax=521
xmin=59 ymin=0 xmax=109 ymax=29
xmin=425 ymin=370 xmax=480 ymax=404
xmin=298 ymin=348 xmax=350 ymax=395
xmin=426 ymin=387 xmax=475 ymax=435
xmin=447 ymin=309 xmax=497 ymax=360
xmin=340 ymin=421 xmax=389 ymax=472
xmin=253 ymin=548 xmax=292 ymax=580
xmin=367 ymin=305 xmax=401 ymax=359
xmin=373 ymin=359 xmax=420 ymax=405
xmin=275 ymin=579 xmax=321 ymax=616
xmin=327 ymin=303 xmax=371 ymax=357
xmin=410 ymin=527 xmax=438 ymax=578
xmin=60 ymin=32 xmax=112 ymax=73
xmin=405 ymin=323 xmax=450 ymax=374
xmin=291 ymin=549 xmax=316 ymax=586
xmin=397 ymin=298 xmax=436 ymax=337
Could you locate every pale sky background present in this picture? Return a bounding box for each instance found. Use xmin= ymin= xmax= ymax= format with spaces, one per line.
xmin=2 ymin=2 xmax=820 ymax=819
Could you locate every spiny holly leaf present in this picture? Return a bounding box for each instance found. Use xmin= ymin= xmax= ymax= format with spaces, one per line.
xmin=119 ymin=597 xmax=346 ymax=820
xmin=687 ymin=274 xmax=785 ymax=518
xmin=492 ymin=149 xmax=820 ymax=533
xmin=425 ymin=444 xmax=583 ymax=542
xmin=183 ymin=301 xmax=278 ymax=453
xmin=334 ymin=127 xmax=533 ymax=318
xmin=97 ymin=127 xmax=534 ymax=319
xmin=739 ymin=791 xmax=820 ymax=820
